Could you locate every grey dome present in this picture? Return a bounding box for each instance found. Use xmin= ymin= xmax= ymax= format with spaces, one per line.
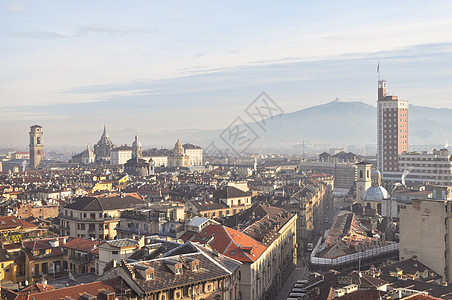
xmin=372 ymin=170 xmax=381 ymax=176
xmin=132 ymin=135 xmax=141 ymax=147
xmin=363 ymin=185 xmax=389 ymax=202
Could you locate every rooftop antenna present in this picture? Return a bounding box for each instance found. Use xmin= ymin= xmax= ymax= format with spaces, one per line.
xmin=377 ymin=60 xmax=381 ymax=82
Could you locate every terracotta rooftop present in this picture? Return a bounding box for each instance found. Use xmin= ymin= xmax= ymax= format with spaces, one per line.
xmin=0 ymin=216 xmax=39 ymax=231
xmin=62 ymin=237 xmax=100 ymax=253
xmin=1 ymin=277 xmax=122 ymax=300
xmin=190 ymin=224 xmax=267 ymax=262
xmin=224 ymin=204 xmax=294 ymax=246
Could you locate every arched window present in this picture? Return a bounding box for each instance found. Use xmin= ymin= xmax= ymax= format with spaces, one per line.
xmin=360 ymin=170 xmax=363 ymax=178
xmin=37 ymin=137 xmax=41 ymax=145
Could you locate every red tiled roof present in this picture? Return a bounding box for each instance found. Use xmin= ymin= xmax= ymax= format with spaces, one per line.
xmin=179 ymin=231 xmax=196 ymax=242
xmin=23 ymin=237 xmax=64 ymax=250
xmin=62 ymin=237 xmax=100 ymax=253
xmin=0 ymin=216 xmax=38 ymax=230
xmin=22 ymin=237 xmax=68 ymax=260
xmin=2 ymin=278 xmax=121 ymax=300
xmin=190 ymin=224 xmax=267 ymax=263
xmin=3 ymin=243 xmax=21 ymax=251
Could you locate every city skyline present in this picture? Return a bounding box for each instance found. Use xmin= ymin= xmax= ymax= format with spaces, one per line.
xmin=3 ymin=2 xmax=452 ymax=299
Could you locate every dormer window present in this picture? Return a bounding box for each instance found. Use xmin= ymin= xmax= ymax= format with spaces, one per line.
xmin=175 ymin=267 xmax=182 ymax=275
xmin=135 ymin=265 xmax=154 ymax=280
xmin=191 ymin=259 xmax=200 ymax=272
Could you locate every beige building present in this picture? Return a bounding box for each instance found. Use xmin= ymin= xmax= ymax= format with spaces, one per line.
xmin=190 ymin=205 xmax=297 ymax=300
xmin=23 ymin=237 xmax=68 ymax=284
xmin=62 ymin=237 xmax=100 ymax=275
xmin=59 ymin=195 xmax=144 ymax=240
xmin=218 ymin=185 xmax=252 ymax=207
xmin=96 ymin=238 xmax=142 ymax=275
xmin=116 ymin=203 xmax=186 ymax=239
xmin=400 ymin=187 xmax=452 ymax=283
xmin=109 ymin=145 xmax=132 ymax=165
xmin=72 ymin=146 xmax=95 ymax=165
xmin=287 ymin=180 xmax=329 ymax=243
xmin=299 ymin=160 xmax=357 ymax=191
xmin=146 ymin=155 xmax=168 ymax=167
xmin=13 ymin=152 xmax=30 ymax=160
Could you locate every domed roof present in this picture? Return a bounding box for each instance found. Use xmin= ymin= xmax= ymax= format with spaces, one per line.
xmin=95 ymin=125 xmax=115 ymax=149
xmin=173 ymin=139 xmax=185 ymax=155
xmin=363 ymin=185 xmax=389 ymax=202
xmin=132 ymin=135 xmax=141 ymax=147
xmin=372 ymin=170 xmax=381 ymax=176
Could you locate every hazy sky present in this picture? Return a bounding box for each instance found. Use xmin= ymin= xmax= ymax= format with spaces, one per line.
xmin=1 ymin=1 xmax=452 ymax=147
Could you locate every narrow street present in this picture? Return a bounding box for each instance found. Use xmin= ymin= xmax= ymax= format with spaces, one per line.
xmin=276 ymin=194 xmax=347 ymax=299
xmin=275 ymin=257 xmax=309 ymax=300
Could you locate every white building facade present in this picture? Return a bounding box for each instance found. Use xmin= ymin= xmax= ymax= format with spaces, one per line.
xmin=110 ymin=146 xmax=132 ymax=165
xmin=184 ymin=144 xmax=203 ymax=166
xmin=384 ymin=149 xmax=452 ymax=185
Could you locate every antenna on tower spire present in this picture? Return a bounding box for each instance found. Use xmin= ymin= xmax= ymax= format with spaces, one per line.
xmin=377 ymin=60 xmax=380 ymax=81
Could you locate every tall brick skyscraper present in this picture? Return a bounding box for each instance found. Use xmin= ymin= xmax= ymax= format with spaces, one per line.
xmin=377 ymin=80 xmax=409 ymax=177
xmin=29 ymin=125 xmax=44 ymax=169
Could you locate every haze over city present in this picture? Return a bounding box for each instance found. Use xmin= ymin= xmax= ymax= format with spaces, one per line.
xmin=2 ymin=1 xmax=452 ymax=148
xmin=4 ymin=2 xmax=452 ymax=300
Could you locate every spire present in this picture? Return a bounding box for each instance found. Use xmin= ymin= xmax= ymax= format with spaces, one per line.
xmin=132 ymin=135 xmax=142 ymax=159
xmin=102 ymin=124 xmax=108 ymax=137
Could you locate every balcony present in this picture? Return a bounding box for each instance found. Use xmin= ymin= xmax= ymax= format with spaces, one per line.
xmin=62 ymin=216 xmax=117 ymax=222
xmin=69 ymin=254 xmax=89 ymax=263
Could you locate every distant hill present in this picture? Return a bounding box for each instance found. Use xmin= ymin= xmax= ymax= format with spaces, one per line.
xmin=260 ymin=101 xmax=377 ymax=144
xmin=245 ymin=101 xmax=452 ymax=150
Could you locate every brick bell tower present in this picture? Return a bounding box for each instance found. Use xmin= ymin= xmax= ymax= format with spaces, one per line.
xmin=29 ymin=125 xmax=44 ymax=169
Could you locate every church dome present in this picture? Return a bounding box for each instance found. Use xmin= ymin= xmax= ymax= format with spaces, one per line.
xmin=363 ymin=168 xmax=388 ymax=201
xmin=132 ymin=135 xmax=141 ymax=147
xmin=94 ymin=125 xmax=115 ymax=161
xmin=363 ymin=185 xmax=388 ymax=201
xmin=372 ymin=170 xmax=381 ymax=177
xmin=173 ymin=139 xmax=185 ymax=155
